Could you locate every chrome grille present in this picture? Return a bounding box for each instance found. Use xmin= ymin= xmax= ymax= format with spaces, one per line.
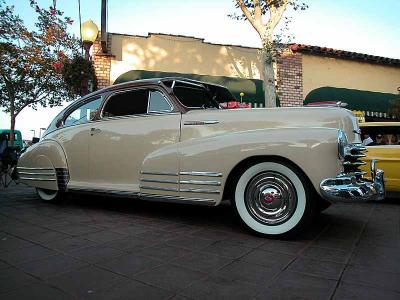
xmin=342 ymin=144 xmax=367 ymax=177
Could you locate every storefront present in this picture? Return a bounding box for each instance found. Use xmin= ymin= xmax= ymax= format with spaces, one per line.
xmin=93 ymin=33 xmax=400 ymax=118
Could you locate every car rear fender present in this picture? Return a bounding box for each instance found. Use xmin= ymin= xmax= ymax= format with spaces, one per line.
xmin=17 ymin=139 xmax=68 ymax=191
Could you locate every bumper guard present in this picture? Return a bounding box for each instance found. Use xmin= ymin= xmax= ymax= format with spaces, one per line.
xmin=320 ymin=160 xmax=385 ymax=202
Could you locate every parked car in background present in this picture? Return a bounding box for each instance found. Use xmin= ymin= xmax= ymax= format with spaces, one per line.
xmin=360 ymin=122 xmax=400 ymax=196
xmin=0 ymin=129 xmax=23 ymax=151
xmin=16 ymin=78 xmax=384 ymax=237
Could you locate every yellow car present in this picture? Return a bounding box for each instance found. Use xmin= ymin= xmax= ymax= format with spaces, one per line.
xmin=360 ymin=122 xmax=400 ymax=196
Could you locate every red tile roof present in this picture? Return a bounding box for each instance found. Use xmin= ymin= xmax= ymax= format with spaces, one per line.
xmin=289 ymin=44 xmax=400 ymax=66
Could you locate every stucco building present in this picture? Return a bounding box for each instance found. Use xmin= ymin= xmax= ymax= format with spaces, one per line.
xmin=92 ymin=32 xmax=400 ymax=120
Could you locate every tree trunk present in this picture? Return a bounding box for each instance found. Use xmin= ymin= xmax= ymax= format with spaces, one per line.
xmin=262 ymin=54 xmax=276 ymax=108
xmin=10 ymin=114 xmax=15 ymax=147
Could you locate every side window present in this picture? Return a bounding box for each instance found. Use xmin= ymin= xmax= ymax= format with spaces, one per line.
xmin=103 ymin=89 xmax=148 ymax=118
xmin=173 ymin=85 xmax=219 ymax=109
xmin=361 ymin=126 xmax=400 ymax=146
xmin=64 ymin=97 xmax=102 ymax=127
xmin=148 ymin=91 xmax=172 ymax=113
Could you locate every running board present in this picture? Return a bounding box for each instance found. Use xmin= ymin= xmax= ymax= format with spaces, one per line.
xmin=67 ymin=188 xmax=216 ymax=206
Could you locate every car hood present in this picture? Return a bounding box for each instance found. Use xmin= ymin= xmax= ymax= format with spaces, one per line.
xmin=181 ymin=106 xmax=361 ymax=143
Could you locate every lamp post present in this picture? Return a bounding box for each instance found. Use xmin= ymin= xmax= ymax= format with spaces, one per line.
xmin=240 ymin=92 xmax=245 ymax=103
xmin=39 ymin=127 xmax=46 ymax=138
xmin=81 ymin=19 xmax=99 ymax=61
xmin=30 ymin=129 xmax=36 ymax=139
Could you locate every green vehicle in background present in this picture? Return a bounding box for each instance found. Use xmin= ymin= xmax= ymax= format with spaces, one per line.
xmin=0 ymin=129 xmax=23 ymax=151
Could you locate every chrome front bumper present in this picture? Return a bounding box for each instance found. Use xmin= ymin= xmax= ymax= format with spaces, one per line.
xmin=320 ymin=160 xmax=385 ymax=203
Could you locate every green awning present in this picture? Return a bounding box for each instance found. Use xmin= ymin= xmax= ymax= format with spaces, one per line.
xmin=304 ymin=86 xmax=400 ymax=115
xmin=114 ymin=70 xmax=266 ymax=107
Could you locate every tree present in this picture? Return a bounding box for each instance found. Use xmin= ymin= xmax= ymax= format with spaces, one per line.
xmin=0 ymin=0 xmax=80 ymax=144
xmin=231 ymin=0 xmax=307 ymax=107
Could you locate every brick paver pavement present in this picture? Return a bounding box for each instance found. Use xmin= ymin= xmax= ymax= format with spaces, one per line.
xmin=0 ymin=184 xmax=399 ymax=299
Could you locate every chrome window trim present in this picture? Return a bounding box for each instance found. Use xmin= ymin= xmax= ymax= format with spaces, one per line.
xmin=61 ymin=96 xmax=103 ymax=129
xmin=98 ymin=112 xmax=180 ymax=122
xmin=147 ymin=90 xmax=173 ymax=114
xmin=100 ymin=87 xmax=175 ymax=120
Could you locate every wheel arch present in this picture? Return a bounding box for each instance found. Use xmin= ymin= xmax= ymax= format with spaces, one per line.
xmin=222 ymin=155 xmax=318 ymax=202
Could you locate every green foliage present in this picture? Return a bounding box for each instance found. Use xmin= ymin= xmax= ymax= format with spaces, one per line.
xmin=229 ymin=0 xmax=308 ymax=20
xmin=0 ymin=0 xmax=83 ymax=125
xmin=62 ymin=56 xmax=98 ymax=96
xmin=229 ymin=0 xmax=308 ymax=62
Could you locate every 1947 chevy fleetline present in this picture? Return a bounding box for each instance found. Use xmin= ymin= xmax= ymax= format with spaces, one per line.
xmin=17 ymin=78 xmax=385 ymax=237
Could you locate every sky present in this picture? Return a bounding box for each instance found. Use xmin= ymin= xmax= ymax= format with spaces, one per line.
xmin=1 ymin=0 xmax=400 ymax=139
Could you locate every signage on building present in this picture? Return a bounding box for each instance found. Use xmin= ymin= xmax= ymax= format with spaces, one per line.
xmin=352 ymin=110 xmax=365 ymax=123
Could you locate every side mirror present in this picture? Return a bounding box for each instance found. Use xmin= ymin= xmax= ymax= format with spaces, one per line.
xmin=32 ymin=137 xmax=40 ymax=144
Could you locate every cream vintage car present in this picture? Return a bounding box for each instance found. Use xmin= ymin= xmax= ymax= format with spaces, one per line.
xmin=17 ymin=78 xmax=385 ymax=236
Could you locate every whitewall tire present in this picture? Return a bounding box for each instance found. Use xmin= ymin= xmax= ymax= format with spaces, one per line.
xmin=36 ymin=188 xmax=60 ymax=202
xmin=233 ymin=161 xmax=315 ymax=237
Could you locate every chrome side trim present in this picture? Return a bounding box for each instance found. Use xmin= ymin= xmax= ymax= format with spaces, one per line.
xmin=19 ymin=177 xmax=56 ymax=181
xmin=68 ymin=187 xmax=140 ymax=198
xmin=180 ymin=188 xmax=220 ymax=194
xmin=140 ymin=193 xmax=216 ymax=206
xmin=184 ymin=120 xmax=219 ymax=126
xmin=67 ymin=188 xmax=215 ymax=206
xmin=17 ymin=167 xmax=54 ymax=171
xmin=140 ymin=178 xmax=178 ymax=184
xmin=180 ymin=171 xmax=223 ymax=177
xmin=180 ymin=180 xmax=221 ymax=186
xmin=18 ymin=172 xmax=55 ymax=176
xmin=140 ymin=185 xmax=178 ymax=192
xmin=140 ymin=171 xmax=178 ymax=176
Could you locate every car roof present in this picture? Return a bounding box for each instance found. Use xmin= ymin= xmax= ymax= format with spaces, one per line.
xmin=359 ymin=122 xmax=400 ymax=127
xmin=0 ymin=129 xmax=22 ymax=133
xmin=76 ymin=77 xmax=226 ymax=105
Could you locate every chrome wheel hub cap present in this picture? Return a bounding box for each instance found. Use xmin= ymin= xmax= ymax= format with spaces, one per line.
xmin=244 ymin=171 xmax=297 ymax=225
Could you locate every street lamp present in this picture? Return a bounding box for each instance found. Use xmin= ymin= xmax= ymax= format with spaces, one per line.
xmin=81 ymin=19 xmax=99 ymax=60
xmin=30 ymin=129 xmax=36 ymax=138
xmin=39 ymin=127 xmax=46 ymax=138
xmin=240 ymin=92 xmax=245 ymax=103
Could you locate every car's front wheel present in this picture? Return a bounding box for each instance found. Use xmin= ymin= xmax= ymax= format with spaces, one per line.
xmin=232 ymin=161 xmax=316 ymax=237
xmin=36 ymin=188 xmax=62 ymax=202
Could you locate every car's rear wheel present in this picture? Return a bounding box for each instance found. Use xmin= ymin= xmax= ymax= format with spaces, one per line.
xmin=232 ymin=161 xmax=316 ymax=237
xmin=36 ymin=188 xmax=62 ymax=202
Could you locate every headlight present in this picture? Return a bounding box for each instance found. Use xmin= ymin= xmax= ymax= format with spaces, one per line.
xmin=338 ymin=130 xmax=349 ymax=160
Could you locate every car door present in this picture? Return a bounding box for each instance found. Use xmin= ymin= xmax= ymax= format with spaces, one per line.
xmin=88 ymin=87 xmax=181 ymax=194
xmin=52 ymin=96 xmax=103 ymax=187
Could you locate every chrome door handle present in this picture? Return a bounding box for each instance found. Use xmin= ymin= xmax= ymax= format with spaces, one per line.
xmin=90 ymin=128 xmax=101 ymax=135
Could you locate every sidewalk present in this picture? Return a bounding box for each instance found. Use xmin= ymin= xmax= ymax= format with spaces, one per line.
xmin=0 ymin=184 xmax=399 ymax=299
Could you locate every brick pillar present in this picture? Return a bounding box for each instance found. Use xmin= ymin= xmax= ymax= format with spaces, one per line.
xmin=92 ymin=33 xmax=113 ymax=89
xmin=276 ymin=52 xmax=303 ymax=107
